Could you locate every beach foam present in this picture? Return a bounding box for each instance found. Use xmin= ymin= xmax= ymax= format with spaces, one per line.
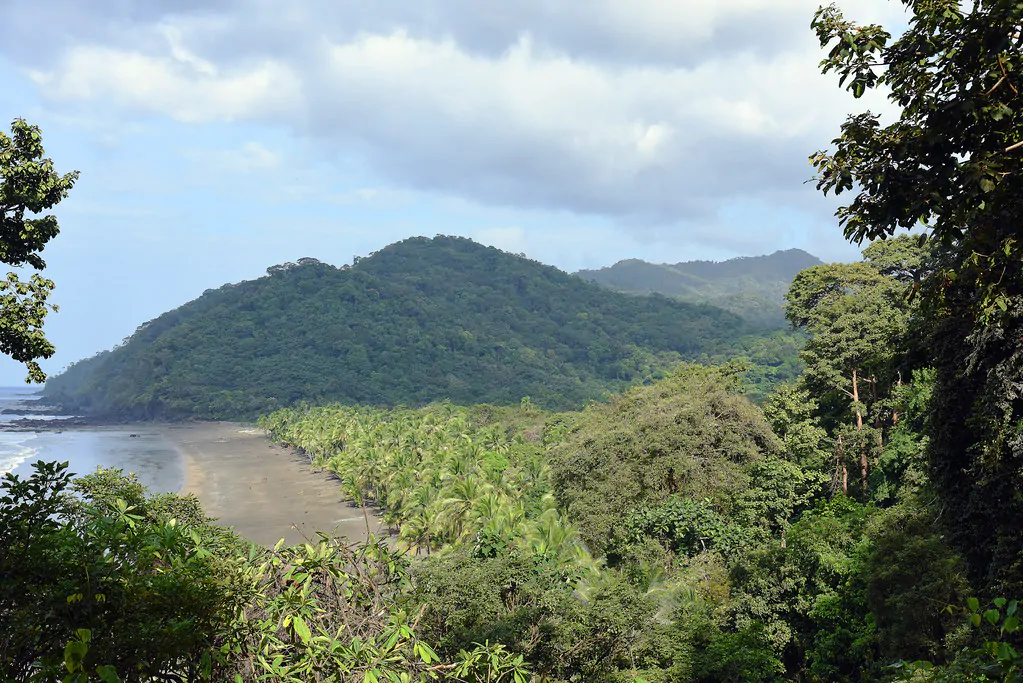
xmin=0 ymin=432 xmax=39 ymax=477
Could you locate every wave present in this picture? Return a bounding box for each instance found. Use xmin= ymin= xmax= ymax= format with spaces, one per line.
xmin=0 ymin=433 xmax=40 ymax=477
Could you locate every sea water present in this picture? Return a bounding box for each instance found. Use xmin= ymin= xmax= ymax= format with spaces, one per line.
xmin=0 ymin=387 xmax=183 ymax=493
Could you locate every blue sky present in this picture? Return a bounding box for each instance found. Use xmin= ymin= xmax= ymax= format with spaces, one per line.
xmin=0 ymin=0 xmax=906 ymax=385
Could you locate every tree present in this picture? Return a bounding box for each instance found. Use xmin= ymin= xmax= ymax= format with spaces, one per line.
xmin=0 ymin=119 xmax=78 ymax=382
xmin=811 ymin=1 xmax=1023 ymax=589
xmin=810 ymin=0 xmax=1020 ymax=313
xmin=0 ymin=462 xmax=250 ymax=681
xmin=785 ymin=252 xmax=913 ymax=493
xmin=549 ymin=362 xmax=782 ymax=555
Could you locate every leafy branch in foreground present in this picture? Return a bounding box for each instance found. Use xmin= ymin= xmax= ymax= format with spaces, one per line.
xmin=890 ymin=597 xmax=1022 ymax=682
xmin=0 ymin=118 xmax=78 ymax=382
xmin=0 ymin=461 xmax=535 ymax=683
xmin=812 ymin=0 xmax=1023 ymax=593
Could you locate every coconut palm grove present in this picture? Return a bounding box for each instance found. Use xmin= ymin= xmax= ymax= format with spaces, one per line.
xmin=2 ymin=1 xmax=1023 ymax=681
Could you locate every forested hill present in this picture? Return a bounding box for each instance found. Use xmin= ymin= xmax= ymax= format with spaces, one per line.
xmin=576 ymin=248 xmax=823 ymax=327
xmin=43 ymin=236 xmax=793 ymax=420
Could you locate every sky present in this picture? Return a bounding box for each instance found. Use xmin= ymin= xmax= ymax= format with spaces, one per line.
xmin=0 ymin=0 xmax=907 ymax=385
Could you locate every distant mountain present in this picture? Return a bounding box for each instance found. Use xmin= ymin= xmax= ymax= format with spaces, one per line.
xmin=43 ymin=236 xmax=797 ymax=420
xmin=575 ymin=249 xmax=823 ymax=327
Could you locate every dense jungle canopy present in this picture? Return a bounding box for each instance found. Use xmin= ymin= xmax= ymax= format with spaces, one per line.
xmin=576 ymin=248 xmax=823 ymax=327
xmin=42 ymin=235 xmax=802 ymax=419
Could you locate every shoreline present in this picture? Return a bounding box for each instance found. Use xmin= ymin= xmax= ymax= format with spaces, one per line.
xmin=4 ymin=418 xmax=383 ymax=547
xmin=3 ymin=421 xmax=384 ymax=548
xmin=165 ymin=421 xmax=382 ymax=547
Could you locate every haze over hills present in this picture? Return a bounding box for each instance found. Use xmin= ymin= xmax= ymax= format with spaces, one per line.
xmin=42 ymin=236 xmax=800 ymax=420
xmin=575 ymin=248 xmax=823 ymax=327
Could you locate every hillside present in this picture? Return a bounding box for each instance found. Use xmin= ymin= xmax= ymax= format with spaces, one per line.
xmin=575 ymin=248 xmax=822 ymax=327
xmin=43 ymin=236 xmax=792 ymax=420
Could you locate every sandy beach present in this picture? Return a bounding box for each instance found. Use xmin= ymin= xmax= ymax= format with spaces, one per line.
xmin=167 ymin=421 xmax=382 ymax=546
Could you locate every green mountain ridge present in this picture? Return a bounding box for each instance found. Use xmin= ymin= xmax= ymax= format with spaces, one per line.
xmin=575 ymin=248 xmax=823 ymax=327
xmin=43 ymin=236 xmax=798 ymax=420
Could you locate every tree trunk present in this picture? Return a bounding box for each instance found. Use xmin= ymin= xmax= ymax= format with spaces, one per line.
xmin=892 ymin=373 xmax=902 ymax=426
xmin=837 ymin=434 xmax=848 ymax=495
xmin=362 ymin=503 xmax=372 ymax=540
xmin=852 ymin=369 xmax=867 ymax=491
xmin=872 ymin=374 xmax=884 ymax=463
xmin=852 ymin=368 xmax=864 ymax=430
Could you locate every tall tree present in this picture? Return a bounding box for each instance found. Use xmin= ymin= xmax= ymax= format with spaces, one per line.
xmin=811 ymin=1 xmax=1023 ymax=588
xmin=786 ymin=253 xmax=913 ymax=493
xmin=0 ymin=119 xmax=78 ymax=382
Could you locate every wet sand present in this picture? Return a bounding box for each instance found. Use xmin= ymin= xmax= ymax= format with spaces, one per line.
xmin=167 ymin=422 xmax=382 ymax=547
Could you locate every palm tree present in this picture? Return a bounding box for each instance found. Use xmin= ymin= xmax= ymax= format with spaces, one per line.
xmin=440 ymin=478 xmax=488 ymax=541
xmin=340 ymin=471 xmax=373 ymax=541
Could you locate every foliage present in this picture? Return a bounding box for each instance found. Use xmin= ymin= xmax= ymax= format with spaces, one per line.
xmin=812 ymin=0 xmax=1023 ymax=592
xmin=890 ymin=598 xmax=1023 ymax=682
xmin=697 ymin=330 xmax=807 ymax=405
xmin=785 ymin=236 xmax=922 ymax=495
xmin=260 ymin=369 xmax=844 ymax=681
xmin=0 ymin=118 xmax=78 ymax=382
xmin=854 ymin=502 xmax=970 ymax=664
xmin=0 ymin=347 xmax=985 ymax=683
xmin=10 ymin=4 xmax=1023 ymax=671
xmin=411 ymin=546 xmax=650 ymax=681
xmin=761 ymin=383 xmax=832 ymax=471
xmin=229 ymin=536 xmax=443 ymax=683
xmin=728 ymin=496 xmax=873 ymax=672
xmin=0 ymin=460 xmax=544 ymax=683
xmin=811 ymin=0 xmax=1020 ymax=314
xmin=611 ymin=496 xmax=755 ymax=565
xmin=0 ymin=461 xmax=250 ymax=682
xmin=691 ymin=622 xmax=785 ymax=683
xmin=549 ymin=363 xmax=783 ymax=555
xmin=258 ymin=402 xmax=575 ymax=557
xmin=42 ymin=236 xmax=791 ymax=420
xmin=577 ymin=248 xmax=822 ymax=328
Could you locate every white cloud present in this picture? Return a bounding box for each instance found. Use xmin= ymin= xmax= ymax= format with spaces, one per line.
xmin=12 ymin=0 xmax=904 ymax=238
xmin=182 ymin=141 xmax=280 ymax=173
xmin=160 ymin=24 xmax=218 ymax=76
xmin=30 ymin=45 xmax=299 ymax=124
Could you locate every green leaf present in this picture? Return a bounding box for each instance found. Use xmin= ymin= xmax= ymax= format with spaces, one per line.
xmin=96 ymin=665 xmax=122 ymax=683
xmin=292 ymin=615 xmax=312 ymax=644
xmin=64 ymin=640 xmax=88 ymax=671
xmin=968 ymin=597 xmax=981 ymax=612
xmin=985 ymin=609 xmax=1000 ymax=625
xmin=416 ymin=641 xmax=438 ymax=664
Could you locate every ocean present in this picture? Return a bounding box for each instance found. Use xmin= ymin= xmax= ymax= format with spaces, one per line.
xmin=0 ymin=386 xmax=183 ymax=493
